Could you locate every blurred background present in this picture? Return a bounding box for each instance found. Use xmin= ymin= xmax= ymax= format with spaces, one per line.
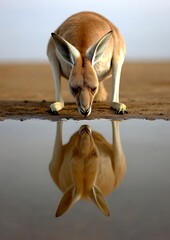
xmin=1 ymin=0 xmax=170 ymax=62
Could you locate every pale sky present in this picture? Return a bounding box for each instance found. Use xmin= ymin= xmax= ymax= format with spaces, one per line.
xmin=0 ymin=0 xmax=170 ymax=62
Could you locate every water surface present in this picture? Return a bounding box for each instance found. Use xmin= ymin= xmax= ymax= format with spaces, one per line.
xmin=0 ymin=119 xmax=170 ymax=240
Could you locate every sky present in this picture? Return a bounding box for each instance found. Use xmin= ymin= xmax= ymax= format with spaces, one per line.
xmin=0 ymin=0 xmax=170 ymax=62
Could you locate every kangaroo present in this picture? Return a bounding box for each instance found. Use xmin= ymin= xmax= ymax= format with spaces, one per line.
xmin=49 ymin=121 xmax=126 ymax=217
xmin=47 ymin=11 xmax=127 ymax=116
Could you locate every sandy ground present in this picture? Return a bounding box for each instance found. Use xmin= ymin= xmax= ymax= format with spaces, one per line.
xmin=0 ymin=62 xmax=170 ymax=121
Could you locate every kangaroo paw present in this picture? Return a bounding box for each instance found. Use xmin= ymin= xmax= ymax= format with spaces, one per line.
xmin=111 ymin=102 xmax=128 ymax=114
xmin=50 ymin=102 xmax=64 ymax=115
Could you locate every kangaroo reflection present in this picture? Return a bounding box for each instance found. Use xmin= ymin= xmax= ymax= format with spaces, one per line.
xmin=49 ymin=121 xmax=126 ymax=217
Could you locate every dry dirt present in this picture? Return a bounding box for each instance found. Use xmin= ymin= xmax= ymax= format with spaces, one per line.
xmin=0 ymin=62 xmax=170 ymax=121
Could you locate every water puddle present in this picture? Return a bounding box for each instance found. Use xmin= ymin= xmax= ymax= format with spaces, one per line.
xmin=0 ymin=119 xmax=170 ymax=239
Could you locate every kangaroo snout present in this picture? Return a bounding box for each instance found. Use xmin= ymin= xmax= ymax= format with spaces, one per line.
xmin=76 ymin=88 xmax=93 ymax=116
xmin=79 ymin=106 xmax=91 ymax=116
xmin=79 ymin=125 xmax=92 ymax=135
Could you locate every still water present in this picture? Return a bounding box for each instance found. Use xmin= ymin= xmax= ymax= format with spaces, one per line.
xmin=0 ymin=119 xmax=170 ymax=240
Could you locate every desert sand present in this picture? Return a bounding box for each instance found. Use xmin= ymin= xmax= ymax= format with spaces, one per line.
xmin=0 ymin=62 xmax=170 ymax=121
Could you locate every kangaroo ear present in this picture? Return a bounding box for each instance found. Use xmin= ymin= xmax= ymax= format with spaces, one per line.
xmin=89 ymin=185 xmax=110 ymax=216
xmin=51 ymin=33 xmax=80 ymax=66
xmin=55 ymin=185 xmax=80 ymax=217
xmin=86 ymin=31 xmax=112 ymax=66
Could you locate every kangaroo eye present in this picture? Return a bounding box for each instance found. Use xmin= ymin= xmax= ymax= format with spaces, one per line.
xmin=71 ymin=86 xmax=80 ymax=96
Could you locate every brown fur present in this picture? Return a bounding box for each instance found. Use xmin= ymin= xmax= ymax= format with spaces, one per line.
xmin=49 ymin=121 xmax=126 ymax=217
xmin=47 ymin=11 xmax=127 ymax=115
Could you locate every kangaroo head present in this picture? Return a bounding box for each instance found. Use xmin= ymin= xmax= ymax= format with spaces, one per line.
xmin=51 ymin=31 xmax=112 ymax=116
xmin=69 ymin=60 xmax=98 ymax=116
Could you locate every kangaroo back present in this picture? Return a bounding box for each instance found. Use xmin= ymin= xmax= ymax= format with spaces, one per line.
xmin=55 ymin=11 xmax=125 ymax=58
